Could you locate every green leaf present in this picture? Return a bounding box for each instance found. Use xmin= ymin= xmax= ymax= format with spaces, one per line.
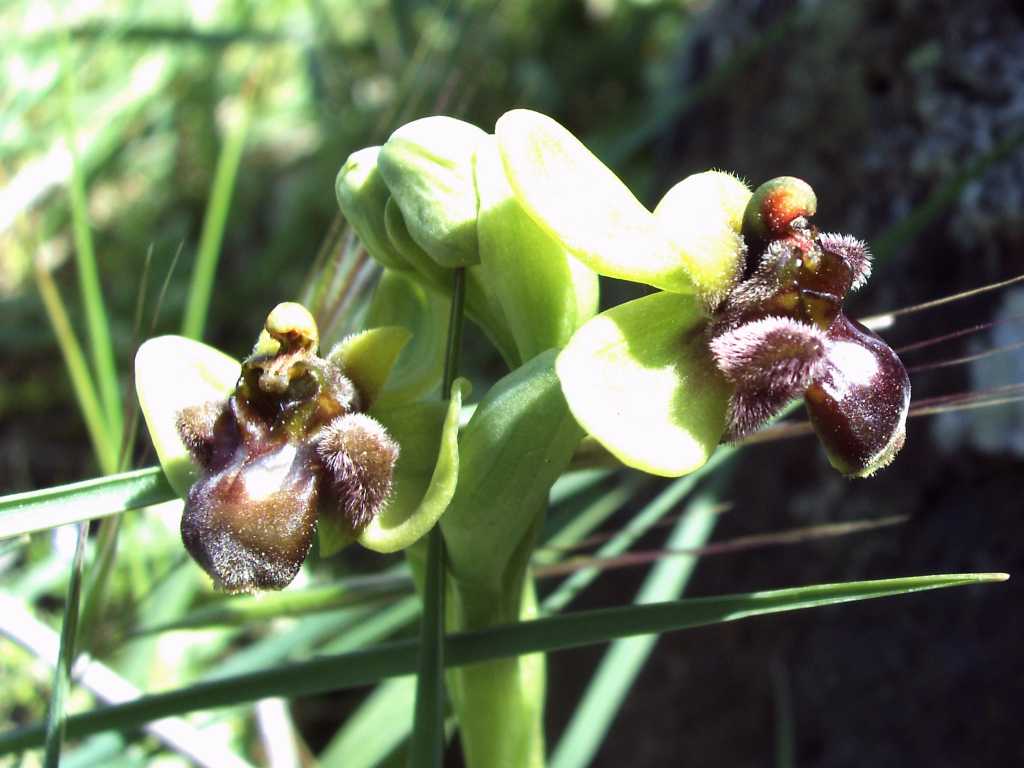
xmin=366 ymin=269 xmax=449 ymax=408
xmin=652 ymin=170 xmax=750 ymax=304
xmin=476 ymin=136 xmax=599 ymax=362
xmin=134 ymin=335 xmax=240 ymax=497
xmin=378 ymin=116 xmax=487 ymax=268
xmin=443 ymin=350 xmax=583 ymax=596
xmin=324 ymin=378 xmax=468 ymax=554
xmin=556 ymin=291 xmax=730 ymax=477
xmin=327 ymin=325 xmax=412 ymax=409
xmin=0 ymin=467 xmax=174 ymax=540
xmin=335 ymin=146 xmax=409 ymax=270
xmin=1 ymin=573 xmax=1005 ymax=754
xmin=496 ymin=109 xmax=689 ymax=294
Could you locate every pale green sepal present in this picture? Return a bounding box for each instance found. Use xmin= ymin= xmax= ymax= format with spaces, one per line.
xmin=335 ymin=146 xmax=408 ymax=270
xmin=134 ymin=335 xmax=240 ymax=497
xmin=378 ymin=116 xmax=488 ymax=268
xmin=555 ymin=292 xmax=731 ymax=477
xmin=495 ymin=109 xmax=693 ymax=294
xmin=327 ymin=326 xmax=412 ymax=409
xmin=653 ymin=170 xmax=751 ymax=305
xmin=366 ymin=268 xmax=449 ymax=408
xmin=356 ymin=378 xmax=469 ymax=553
xmin=476 ymin=136 xmax=599 ymax=362
xmin=385 ymin=198 xmax=521 ymax=367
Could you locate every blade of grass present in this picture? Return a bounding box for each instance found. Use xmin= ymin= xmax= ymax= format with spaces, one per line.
xmin=136 ymin=569 xmax=412 ymax=633
xmin=871 ymin=126 xmax=1024 ymax=264
xmin=409 ymin=266 xmax=466 ymax=768
xmin=59 ymin=29 xmax=123 ymax=453
xmin=42 ymin=522 xmax=88 ymax=768
xmin=772 ymin=658 xmax=795 ymax=768
xmin=550 ymin=486 xmax=724 ymax=768
xmin=32 ymin=258 xmax=118 ymax=474
xmin=180 ymin=85 xmax=253 ymax=340
xmin=0 ymin=595 xmax=254 ymax=768
xmin=319 ymin=596 xmax=421 ymax=655
xmin=0 ymin=467 xmax=174 ymax=540
xmin=542 ymin=447 xmax=735 ymax=613
xmin=537 ymin=475 xmax=645 ymax=566
xmin=0 ymin=572 xmax=1005 ymax=754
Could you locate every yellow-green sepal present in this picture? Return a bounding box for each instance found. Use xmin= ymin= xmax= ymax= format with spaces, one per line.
xmin=335 ymin=146 xmax=408 ymax=270
xmin=134 ymin=335 xmax=241 ymax=497
xmin=653 ymin=171 xmax=751 ymax=306
xmin=555 ymin=292 xmax=731 ymax=477
xmin=378 ymin=116 xmax=487 ymax=268
xmin=476 ymin=135 xmax=599 ymax=362
xmin=327 ymin=325 xmax=412 ymax=410
xmin=495 ymin=109 xmax=692 ymax=294
xmin=345 ymin=378 xmax=469 ymax=554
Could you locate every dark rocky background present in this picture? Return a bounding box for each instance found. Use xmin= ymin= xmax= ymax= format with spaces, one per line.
xmin=547 ymin=1 xmax=1024 ymax=765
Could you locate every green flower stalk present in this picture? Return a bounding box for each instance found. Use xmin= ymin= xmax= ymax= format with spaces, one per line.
xmin=136 ymin=301 xmax=466 ymax=591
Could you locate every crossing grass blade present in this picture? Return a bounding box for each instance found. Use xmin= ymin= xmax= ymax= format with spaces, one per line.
xmin=180 ymin=84 xmax=253 ymax=340
xmin=59 ymin=30 xmax=123 ymax=459
xmin=549 ymin=487 xmax=723 ymax=768
xmin=0 ymin=467 xmax=174 ymax=540
xmin=0 ymin=572 xmax=1005 ymax=755
xmin=41 ymin=523 xmax=89 ymax=768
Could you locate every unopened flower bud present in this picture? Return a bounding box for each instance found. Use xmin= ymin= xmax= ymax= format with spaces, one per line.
xmin=378 ymin=116 xmax=487 ymax=268
xmin=742 ymin=176 xmax=817 ymax=248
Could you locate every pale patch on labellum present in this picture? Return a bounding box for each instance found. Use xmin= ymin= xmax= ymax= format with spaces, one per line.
xmin=318 ymin=413 xmax=400 ymax=531
xmin=816 ymin=339 xmax=880 ymax=400
xmin=241 ymin=443 xmax=299 ymax=500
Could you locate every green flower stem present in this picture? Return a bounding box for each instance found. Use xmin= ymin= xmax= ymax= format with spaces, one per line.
xmin=445 ymin=560 xmax=546 ymax=768
xmin=409 ymin=267 xmax=466 ymax=767
xmin=441 ymin=352 xmax=583 ymax=767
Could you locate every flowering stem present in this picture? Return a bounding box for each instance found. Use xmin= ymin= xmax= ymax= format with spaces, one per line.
xmin=409 ymin=267 xmax=467 ymax=767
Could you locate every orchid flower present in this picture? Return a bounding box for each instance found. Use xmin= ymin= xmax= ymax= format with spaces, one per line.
xmin=497 ymin=110 xmax=910 ymax=478
xmin=136 ymin=297 xmax=465 ymax=592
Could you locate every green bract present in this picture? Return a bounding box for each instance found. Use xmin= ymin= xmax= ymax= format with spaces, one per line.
xmin=496 ymin=109 xmax=750 ymax=477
